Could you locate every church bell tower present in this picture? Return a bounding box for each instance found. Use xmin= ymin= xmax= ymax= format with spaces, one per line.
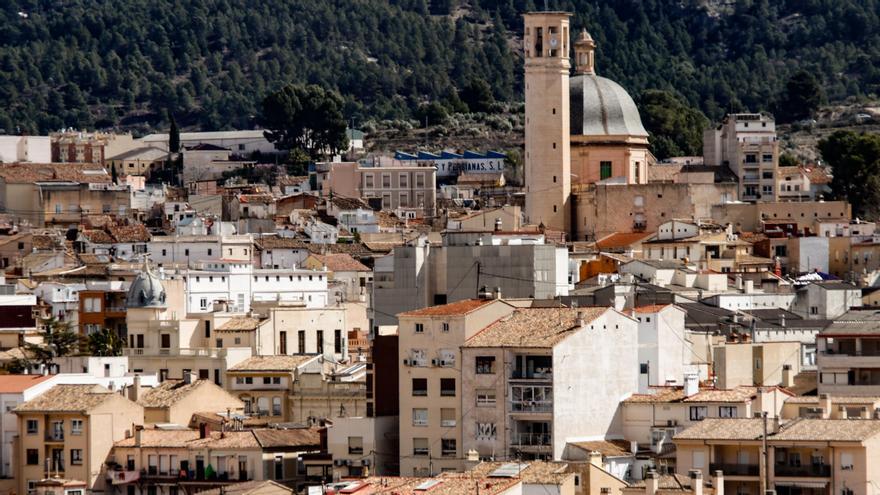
xmin=523 ymin=11 xmax=571 ymax=233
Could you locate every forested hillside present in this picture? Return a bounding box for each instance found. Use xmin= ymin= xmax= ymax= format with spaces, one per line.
xmin=1 ymin=0 xmax=879 ymax=135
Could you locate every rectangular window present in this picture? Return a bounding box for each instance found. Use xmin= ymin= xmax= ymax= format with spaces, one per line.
xmin=316 ymin=330 xmax=324 ymax=354
xmin=399 ymin=173 xmax=409 ymax=188
xmin=71 ymin=449 xmax=83 ymax=465
xmin=476 ymin=356 xmax=495 ymax=374
xmin=762 ymin=153 xmax=773 ymax=162
xmin=263 ymin=377 xmax=272 ymax=385
xmin=413 ymin=438 xmax=429 ymax=456
xmin=71 ymin=419 xmax=83 ymax=435
xmin=416 ymin=173 xmax=425 ymax=188
xmin=441 ymin=438 xmax=456 ymax=458
xmin=476 ymin=389 xmax=496 ymax=406
xmin=382 ymin=193 xmax=391 ymax=209
xmin=745 ymin=154 xmax=758 ymax=164
xmin=348 ymin=436 xmax=364 ymax=455
xmin=382 ymin=174 xmax=391 ymax=188
xmin=26 ymin=419 xmax=38 ymax=434
xmin=441 ymin=378 xmax=456 ymax=396
xmin=160 ymin=334 xmax=171 ymax=349
xmin=415 ymin=323 xmax=424 ymax=333
xmin=719 ymin=406 xmax=738 ymax=418
xmin=689 ymin=406 xmax=708 ymax=421
xmin=26 ymin=449 xmax=38 ymax=465
xmin=334 ymin=329 xmax=342 ymax=354
xmin=364 ymin=174 xmax=374 ymax=188
xmin=441 ymin=408 xmax=456 ymax=427
xmin=441 ymin=322 xmax=449 ymax=332
xmin=600 ymin=161 xmax=612 ymax=180
xmin=412 ymin=408 xmax=428 ymax=426
xmin=298 ymin=330 xmax=306 ymax=353
xmin=412 ymin=378 xmax=428 ymax=396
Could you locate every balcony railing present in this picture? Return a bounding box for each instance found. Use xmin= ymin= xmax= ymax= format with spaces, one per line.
xmin=46 ymin=432 xmax=64 ymax=442
xmin=774 ymin=464 xmax=831 ymax=477
xmin=821 ymin=349 xmax=880 ymax=357
xmin=510 ymin=433 xmax=551 ymax=447
xmin=510 ymin=370 xmax=553 ymax=380
xmin=511 ymin=401 xmax=552 ymax=413
xmin=709 ymin=463 xmax=759 ymax=476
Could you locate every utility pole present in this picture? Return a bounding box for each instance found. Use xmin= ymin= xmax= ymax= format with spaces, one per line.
xmin=761 ymin=411 xmax=769 ymax=495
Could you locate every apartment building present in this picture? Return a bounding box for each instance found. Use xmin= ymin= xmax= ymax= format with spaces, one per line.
xmin=397 ymin=297 xmax=516 ymax=475
xmin=316 ymin=161 xmax=437 ymax=218
xmin=621 ymin=381 xmax=789 ymax=453
xmin=51 ymin=130 xmax=137 ymax=164
xmin=781 ymin=394 xmax=880 ymax=420
xmin=327 ymin=416 xmax=398 ymax=478
xmin=15 ymin=384 xmax=144 ymax=495
xmin=703 ymin=113 xmax=778 ymax=202
xmin=226 ymin=355 xmax=318 ymax=421
xmin=0 ymin=135 xmax=51 ymax=163
xmin=460 ymin=307 xmax=639 ymax=462
xmin=675 ymin=418 xmax=880 ymax=495
xmin=0 ymin=375 xmax=55 ymax=480
xmin=374 ymin=232 xmax=570 ymax=327
xmin=633 ymin=304 xmax=697 ymax=392
xmin=108 ymin=426 xmax=325 ymax=493
xmin=256 ymin=305 xmax=349 ymax=361
xmin=817 ymin=309 xmax=880 ymax=395
xmin=77 ymin=280 xmax=128 ymax=336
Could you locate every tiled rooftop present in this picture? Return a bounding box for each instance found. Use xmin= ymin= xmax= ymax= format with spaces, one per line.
xmin=309 ymin=253 xmax=371 ymax=272
xmin=216 ymin=316 xmax=265 ymax=332
xmin=399 ymin=298 xmax=498 ymax=318
xmin=464 ymin=307 xmax=609 ymax=348
xmin=0 ymin=374 xmax=53 ymax=393
xmin=228 ymin=355 xmax=317 ymax=372
xmin=137 ymin=379 xmax=213 ymax=408
xmin=15 ymin=384 xmax=119 ymax=413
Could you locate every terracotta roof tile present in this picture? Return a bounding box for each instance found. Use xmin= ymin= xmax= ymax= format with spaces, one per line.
xmin=216 ymin=316 xmax=265 ymax=332
xmin=0 ymin=374 xmax=53 ymax=393
xmin=137 ymin=379 xmax=220 ymax=408
xmin=633 ymin=304 xmax=673 ymax=314
xmin=309 ymin=253 xmax=370 ymax=272
xmin=399 ymin=298 xmax=498 ymax=318
xmin=0 ymin=163 xmax=110 ymax=183
xmin=108 ymin=223 xmax=151 ymax=243
xmin=568 ymin=440 xmax=633 ymax=457
xmin=82 ymin=229 xmax=114 ymax=244
xmin=252 ymin=427 xmax=322 ymax=448
xmin=15 ymin=384 xmax=121 ymax=412
xmin=674 ymin=418 xmax=767 ymax=441
xmin=228 ymin=355 xmax=318 ymax=372
xmin=596 ymin=232 xmax=654 ymax=250
xmin=256 ymin=237 xmax=309 ymax=250
xmin=464 ymin=307 xmax=609 ymax=348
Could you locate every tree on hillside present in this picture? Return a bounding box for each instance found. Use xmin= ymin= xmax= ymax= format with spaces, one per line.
xmin=460 ymin=78 xmax=495 ymax=114
xmin=638 ymin=90 xmax=708 ymax=160
xmin=259 ymin=84 xmax=349 ymax=161
xmin=777 ymin=71 xmax=824 ymax=123
xmin=169 ymin=112 xmax=181 ymax=153
xmin=819 ymin=131 xmax=880 ymax=220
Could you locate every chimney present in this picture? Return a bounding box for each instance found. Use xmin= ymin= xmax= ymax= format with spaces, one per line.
xmin=494 ymin=218 xmax=502 ymax=232
xmin=713 ymin=471 xmax=724 ymax=495
xmin=492 ymin=287 xmax=502 ymax=300
xmin=128 ymin=375 xmax=142 ymax=402
xmin=134 ymin=425 xmax=143 ymax=447
xmin=464 ymin=449 xmax=480 ymax=470
xmin=862 ymin=406 xmax=871 ymax=419
xmin=838 ymin=405 xmax=848 ymax=420
xmin=689 ymin=470 xmax=703 ymax=495
xmin=576 ymin=311 xmax=585 ymax=327
xmin=588 ymin=451 xmax=602 ymax=467
xmin=735 ymin=275 xmax=743 ymax=290
xmin=645 ymin=470 xmax=659 ymax=495
xmin=819 ymin=393 xmax=831 ymax=418
xmin=684 ymin=372 xmax=699 ymax=397
xmin=744 ymin=280 xmax=754 ymax=294
xmin=781 ymin=365 xmax=793 ymax=387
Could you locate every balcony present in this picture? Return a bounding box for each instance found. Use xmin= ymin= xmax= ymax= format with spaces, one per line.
xmin=45 ymin=432 xmax=64 ymax=442
xmin=511 ymin=370 xmax=553 ymax=380
xmin=709 ymin=463 xmax=759 ymax=477
xmin=510 ymin=433 xmax=551 ymax=447
xmin=511 ymin=401 xmax=552 ymax=413
xmin=774 ymin=464 xmax=831 ymax=478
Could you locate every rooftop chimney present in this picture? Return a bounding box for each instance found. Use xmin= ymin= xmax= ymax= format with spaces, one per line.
xmin=684 ymin=372 xmax=699 ymax=397
xmin=645 ymin=470 xmax=659 ymax=495
xmin=819 ymin=393 xmax=831 ymax=419
xmin=128 ymin=375 xmax=142 ymax=402
xmin=690 ymin=470 xmax=703 ymax=495
xmin=713 ymin=471 xmax=724 ymax=495
xmin=494 ymin=218 xmax=502 ymax=232
xmin=492 ymin=287 xmax=502 ymax=300
xmin=838 ymin=405 xmax=848 ymax=420
xmin=576 ymin=311 xmax=585 ymax=327
xmin=781 ymin=364 xmax=793 ymax=388
xmin=134 ymin=425 xmax=143 ymax=447
xmin=588 ymin=451 xmax=602 ymax=467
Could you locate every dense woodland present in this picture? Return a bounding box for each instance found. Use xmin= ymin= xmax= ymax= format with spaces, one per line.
xmin=1 ymin=0 xmax=880 ymax=137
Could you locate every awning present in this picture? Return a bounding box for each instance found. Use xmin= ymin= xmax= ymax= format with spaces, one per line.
xmin=774 ymin=481 xmax=829 ymax=489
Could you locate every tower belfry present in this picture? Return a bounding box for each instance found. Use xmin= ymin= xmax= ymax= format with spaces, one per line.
xmin=523 ymin=11 xmax=572 ymax=233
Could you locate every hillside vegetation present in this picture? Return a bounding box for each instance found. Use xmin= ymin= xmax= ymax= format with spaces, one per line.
xmin=1 ymin=0 xmax=879 ymax=135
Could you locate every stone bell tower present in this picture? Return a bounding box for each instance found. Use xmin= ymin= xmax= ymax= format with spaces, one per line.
xmin=523 ymin=11 xmax=571 ymax=233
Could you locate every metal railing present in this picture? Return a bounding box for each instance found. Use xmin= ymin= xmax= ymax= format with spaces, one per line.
xmin=709 ymin=463 xmax=759 ymax=476
xmin=774 ymin=464 xmax=831 ymax=477
xmin=510 ymin=433 xmax=551 ymax=446
xmin=511 ymin=401 xmax=552 ymax=413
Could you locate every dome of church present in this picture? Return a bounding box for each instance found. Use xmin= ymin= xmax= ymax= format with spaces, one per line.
xmin=570 ymin=74 xmax=648 ymax=138
xmin=126 ymin=263 xmax=166 ymax=309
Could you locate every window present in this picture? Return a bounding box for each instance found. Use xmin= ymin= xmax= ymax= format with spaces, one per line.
xmin=71 ymin=419 xmax=83 ymax=435
xmin=689 ymin=406 xmax=708 ymax=421
xmin=476 ymin=356 xmax=495 ymax=374
xmin=26 ymin=449 xmax=38 ymax=465
xmin=205 ymin=321 xmax=211 ymax=338
xmin=415 ymin=323 xmax=424 ymax=333
xmin=719 ymin=406 xmax=738 ymax=418
xmin=298 ymin=330 xmax=306 ymax=353
xmin=762 ymin=185 xmax=773 ymax=195
xmin=399 ymin=192 xmax=409 ymax=207
xmin=272 ymin=397 xmax=282 ymax=416
xmin=410 ymin=349 xmax=427 ymax=367
xmin=416 ymin=173 xmax=425 ymax=188
xmin=382 ymin=174 xmax=391 ymax=188
xmin=441 ymin=408 xmax=456 ymax=427
xmin=364 ymin=174 xmax=374 ymax=188
xmin=745 ymin=154 xmax=757 ymax=164
xmin=600 ymin=161 xmax=612 ymax=180
xmin=263 ymin=377 xmax=272 ymax=385
xmin=200 ymin=298 xmax=207 ymax=310
xmin=382 ymin=193 xmax=391 ymax=208
xmin=441 ymin=438 xmax=456 ymax=457
xmin=476 ymin=389 xmax=496 ymax=406
xmin=692 ymin=451 xmax=706 ymax=469
xmin=348 ymin=436 xmax=364 ymax=455
xmin=160 ymin=334 xmax=171 ymax=349
xmin=71 ymin=449 xmax=83 ymax=465
xmin=441 ymin=378 xmax=455 ymax=396
xmin=762 ymin=171 xmax=774 ymax=179
xmin=762 ymin=153 xmax=773 ymax=162
xmin=441 ymin=322 xmax=449 ymax=332
xmin=399 ymin=173 xmax=409 ymax=188
xmin=640 ymin=363 xmax=649 ymax=374
xmin=334 ymin=329 xmax=342 ymax=354
xmin=412 ymin=378 xmax=428 ymax=396
xmin=810 ymin=306 xmax=819 ymax=315
xmin=26 ymin=419 xmax=37 ymax=434
xmin=413 ymin=438 xmax=429 ymax=456
xmin=316 ymin=330 xmax=324 ymax=354
xmin=412 ymin=408 xmax=428 ymax=426
xmin=257 ymin=397 xmax=269 ymax=415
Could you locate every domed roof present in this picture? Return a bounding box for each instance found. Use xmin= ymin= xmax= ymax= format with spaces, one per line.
xmin=127 ymin=262 xmax=166 ymax=309
xmin=570 ymin=74 xmax=648 ymax=138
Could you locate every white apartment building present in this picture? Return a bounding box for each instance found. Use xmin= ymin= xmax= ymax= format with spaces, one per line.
xmin=633 ymin=304 xmax=700 ymax=392
xmin=704 ymin=113 xmax=778 ymax=202
xmin=179 ymin=260 xmax=329 ymax=314
xmin=139 ymin=130 xmax=278 ymax=155
xmin=0 ymin=135 xmax=51 ymax=163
